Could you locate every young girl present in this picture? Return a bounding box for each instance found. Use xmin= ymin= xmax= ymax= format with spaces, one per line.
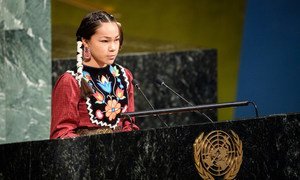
xmin=50 ymin=11 xmax=139 ymax=139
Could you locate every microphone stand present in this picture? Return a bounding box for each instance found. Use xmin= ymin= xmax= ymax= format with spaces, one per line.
xmin=121 ymin=101 xmax=250 ymax=118
xmin=156 ymin=79 xmax=215 ymax=123
xmin=132 ymin=79 xmax=169 ymax=127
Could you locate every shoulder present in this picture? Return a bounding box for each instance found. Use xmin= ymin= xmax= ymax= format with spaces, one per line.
xmin=115 ymin=64 xmax=133 ymax=79
xmin=125 ymin=68 xmax=133 ymax=79
xmin=53 ymin=72 xmax=79 ymax=89
xmin=56 ymin=72 xmax=77 ymax=83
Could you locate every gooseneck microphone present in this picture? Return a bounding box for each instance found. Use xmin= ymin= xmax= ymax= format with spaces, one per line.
xmin=155 ymin=78 xmax=215 ymax=123
xmin=132 ymin=79 xmax=169 ymax=127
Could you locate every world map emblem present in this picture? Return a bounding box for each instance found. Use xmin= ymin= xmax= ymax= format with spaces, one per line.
xmin=193 ymin=130 xmax=243 ymax=179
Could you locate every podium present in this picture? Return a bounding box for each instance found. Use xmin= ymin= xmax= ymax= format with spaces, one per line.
xmin=0 ymin=112 xmax=299 ymax=179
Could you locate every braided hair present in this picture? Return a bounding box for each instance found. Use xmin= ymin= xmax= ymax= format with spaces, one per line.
xmin=75 ymin=11 xmax=123 ymax=97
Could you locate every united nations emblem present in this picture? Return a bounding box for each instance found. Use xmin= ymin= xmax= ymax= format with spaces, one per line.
xmin=193 ymin=130 xmax=243 ymax=180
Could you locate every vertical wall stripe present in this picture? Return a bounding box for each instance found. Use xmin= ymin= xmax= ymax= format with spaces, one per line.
xmin=236 ymin=0 xmax=300 ymax=118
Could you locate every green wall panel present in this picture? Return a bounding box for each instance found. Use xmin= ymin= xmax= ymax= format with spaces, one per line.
xmin=0 ymin=0 xmax=51 ymax=144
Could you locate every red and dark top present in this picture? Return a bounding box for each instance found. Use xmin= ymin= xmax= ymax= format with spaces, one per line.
xmin=50 ymin=64 xmax=139 ymax=139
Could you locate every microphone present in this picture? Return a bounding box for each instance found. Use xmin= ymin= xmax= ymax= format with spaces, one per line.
xmin=155 ymin=78 xmax=215 ymax=123
xmin=132 ymin=79 xmax=169 ymax=127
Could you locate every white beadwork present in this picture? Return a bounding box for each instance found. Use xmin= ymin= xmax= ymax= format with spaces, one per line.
xmin=76 ymin=41 xmax=83 ymax=87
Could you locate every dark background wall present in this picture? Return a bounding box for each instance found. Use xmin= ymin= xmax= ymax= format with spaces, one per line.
xmin=236 ymin=0 xmax=300 ymax=118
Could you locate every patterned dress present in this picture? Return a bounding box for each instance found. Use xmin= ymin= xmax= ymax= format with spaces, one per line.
xmin=50 ymin=64 xmax=139 ymax=139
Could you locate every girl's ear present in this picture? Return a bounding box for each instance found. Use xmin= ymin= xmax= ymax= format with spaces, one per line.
xmin=81 ymin=38 xmax=89 ymax=47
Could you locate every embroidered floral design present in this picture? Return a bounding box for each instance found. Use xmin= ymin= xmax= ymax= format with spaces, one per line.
xmin=116 ymin=87 xmax=126 ymax=100
xmin=97 ymin=75 xmax=112 ymax=93
xmin=119 ymin=81 xmax=124 ymax=89
xmin=72 ymin=64 xmax=129 ymax=128
xmin=93 ymin=91 xmax=105 ymax=104
xmin=83 ymin=71 xmax=92 ymax=81
xmin=105 ymin=99 xmax=121 ymax=121
xmin=95 ymin=109 xmax=104 ymax=119
xmin=122 ymin=105 xmax=128 ymax=113
xmin=82 ymin=71 xmax=94 ymax=91
xmin=110 ymin=65 xmax=125 ymax=89
xmin=110 ymin=65 xmax=120 ymax=77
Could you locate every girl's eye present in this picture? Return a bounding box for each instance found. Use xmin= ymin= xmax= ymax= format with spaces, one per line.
xmin=115 ymin=38 xmax=120 ymax=41
xmin=100 ymin=40 xmax=108 ymax=43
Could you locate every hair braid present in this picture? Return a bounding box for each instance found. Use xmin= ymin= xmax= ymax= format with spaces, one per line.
xmin=75 ymin=11 xmax=122 ymax=96
xmin=76 ymin=40 xmax=83 ymax=87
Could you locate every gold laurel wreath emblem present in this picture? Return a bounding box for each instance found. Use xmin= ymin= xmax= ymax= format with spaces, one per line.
xmin=193 ymin=130 xmax=243 ymax=180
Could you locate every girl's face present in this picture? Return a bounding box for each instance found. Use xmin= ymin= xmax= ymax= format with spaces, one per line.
xmin=83 ymin=22 xmax=120 ymax=68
